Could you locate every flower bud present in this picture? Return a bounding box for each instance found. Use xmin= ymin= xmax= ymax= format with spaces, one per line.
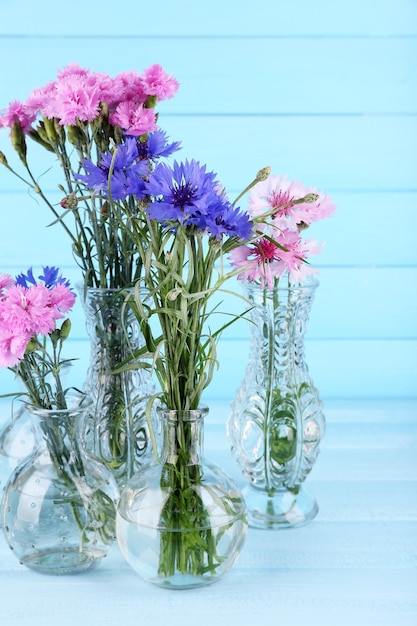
xmin=60 ymin=193 xmax=79 ymax=210
xmin=29 ymin=127 xmax=56 ymax=153
xmin=167 ymin=288 xmax=182 ymax=301
xmin=144 ymin=95 xmax=158 ymax=109
xmin=0 ymin=151 xmax=8 ymax=166
xmin=60 ymin=318 xmax=71 ymax=340
xmin=304 ymin=193 xmax=319 ymax=203
xmin=100 ymin=201 xmax=110 ymax=220
xmin=66 ymin=124 xmax=85 ymax=149
xmin=43 ymin=117 xmax=58 ymax=145
xmin=11 ymin=122 xmax=27 ymax=163
xmin=255 ymin=166 xmax=271 ymax=182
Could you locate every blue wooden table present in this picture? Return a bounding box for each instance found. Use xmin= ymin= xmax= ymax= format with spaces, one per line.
xmin=1 ymin=398 xmax=416 ymax=626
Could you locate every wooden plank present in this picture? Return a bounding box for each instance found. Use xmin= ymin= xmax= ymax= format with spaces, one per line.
xmin=0 ymin=37 xmax=415 ymax=114
xmin=0 ymin=336 xmax=416 ymax=399
xmin=1 ymin=115 xmax=415 ymax=193
xmin=0 ymin=0 xmax=416 ymax=36
xmin=1 ymin=189 xmax=417 ymax=267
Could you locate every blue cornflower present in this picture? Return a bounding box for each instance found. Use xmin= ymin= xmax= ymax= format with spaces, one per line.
xmin=205 ymin=201 xmax=253 ymax=241
xmin=144 ymin=160 xmax=220 ymax=226
xmin=16 ymin=266 xmax=72 ymax=289
xmin=74 ymin=137 xmax=149 ymax=201
xmin=134 ymin=130 xmax=181 ymax=161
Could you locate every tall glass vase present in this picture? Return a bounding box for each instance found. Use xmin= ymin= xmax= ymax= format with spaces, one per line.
xmin=1 ymin=396 xmax=119 ymax=574
xmin=227 ymin=278 xmax=325 ymax=529
xmin=116 ymin=406 xmax=248 ymax=589
xmin=79 ymin=287 xmax=154 ymax=489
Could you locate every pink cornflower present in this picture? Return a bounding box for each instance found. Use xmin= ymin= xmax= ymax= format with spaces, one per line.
xmin=0 ymin=100 xmax=36 ymax=133
xmin=141 ymin=64 xmax=179 ymax=100
xmin=249 ymin=173 xmax=335 ymax=231
xmin=229 ymin=229 xmax=323 ymax=288
xmin=110 ymin=101 xmax=157 ymax=136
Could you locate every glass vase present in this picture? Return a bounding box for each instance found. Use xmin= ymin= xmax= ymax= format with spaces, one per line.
xmin=227 ymin=278 xmax=325 ymax=529
xmin=0 ymin=405 xmax=35 ymax=517
xmin=1 ymin=396 xmax=119 ymax=574
xmin=79 ymin=286 xmax=154 ymax=489
xmin=116 ymin=406 xmax=248 ymax=589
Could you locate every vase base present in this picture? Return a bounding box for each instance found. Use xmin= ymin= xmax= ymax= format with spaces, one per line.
xmin=18 ymin=548 xmax=105 ymax=575
xmin=149 ymin=573 xmax=221 ymax=590
xmin=243 ymin=485 xmax=318 ymax=530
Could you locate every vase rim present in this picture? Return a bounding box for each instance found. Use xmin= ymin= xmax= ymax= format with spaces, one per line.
xmin=157 ymin=405 xmax=209 ymax=421
xmin=245 ymin=277 xmax=319 ymax=291
xmin=25 ymin=392 xmax=93 ymax=417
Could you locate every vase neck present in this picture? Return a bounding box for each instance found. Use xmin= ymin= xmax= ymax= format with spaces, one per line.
xmin=159 ymin=408 xmax=207 ymax=466
xmin=27 ymin=401 xmax=90 ymax=465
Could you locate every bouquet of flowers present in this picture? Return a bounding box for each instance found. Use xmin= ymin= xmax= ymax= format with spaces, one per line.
xmin=75 ymin=125 xmax=323 ymax=581
xmin=228 ymin=171 xmax=335 ymax=287
xmin=0 ymin=265 xmax=76 ymax=407
xmin=0 ymin=63 xmax=179 ymax=288
xmin=0 ymin=267 xmax=116 ymax=546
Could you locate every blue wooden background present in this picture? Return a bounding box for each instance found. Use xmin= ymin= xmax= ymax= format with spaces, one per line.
xmin=0 ymin=0 xmax=416 ymax=403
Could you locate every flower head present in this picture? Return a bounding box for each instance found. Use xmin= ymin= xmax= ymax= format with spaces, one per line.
xmin=110 ymin=101 xmax=157 ymax=136
xmin=144 ymin=159 xmax=252 ymax=241
xmin=74 ymin=136 xmax=149 ymax=200
xmin=229 ymin=229 xmax=322 ymax=289
xmin=249 ymin=173 xmax=335 ymax=231
xmin=0 ymin=100 xmax=36 ymax=133
xmin=141 ymin=64 xmax=179 ymax=100
xmin=0 ymin=267 xmax=76 ymax=368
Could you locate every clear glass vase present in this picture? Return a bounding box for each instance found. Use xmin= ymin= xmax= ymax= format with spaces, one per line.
xmin=0 ymin=405 xmax=35 ymax=518
xmin=227 ymin=279 xmax=325 ymax=529
xmin=79 ymin=286 xmax=155 ymax=489
xmin=1 ymin=396 xmax=119 ymax=574
xmin=116 ymin=407 xmax=248 ymax=589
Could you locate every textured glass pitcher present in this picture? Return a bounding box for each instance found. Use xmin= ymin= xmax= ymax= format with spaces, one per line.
xmin=79 ymin=286 xmax=155 ymax=489
xmin=227 ymin=279 xmax=325 ymax=529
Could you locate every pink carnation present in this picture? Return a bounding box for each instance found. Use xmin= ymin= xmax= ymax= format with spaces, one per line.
xmin=5 ymin=284 xmax=56 ymax=335
xmin=0 ymin=328 xmax=31 ymax=368
xmin=49 ymin=283 xmax=76 ymax=314
xmin=110 ymin=101 xmax=157 ymax=135
xmin=0 ymin=100 xmax=36 ymax=133
xmin=42 ymin=74 xmax=101 ymax=125
xmin=141 ymin=64 xmax=179 ymax=100
xmin=0 ymin=274 xmax=15 ymax=293
xmin=109 ymin=70 xmax=147 ymax=107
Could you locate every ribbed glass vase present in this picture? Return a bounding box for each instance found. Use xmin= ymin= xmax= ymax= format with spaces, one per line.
xmin=79 ymin=286 xmax=155 ymax=489
xmin=227 ymin=279 xmax=325 ymax=529
xmin=116 ymin=406 xmax=248 ymax=589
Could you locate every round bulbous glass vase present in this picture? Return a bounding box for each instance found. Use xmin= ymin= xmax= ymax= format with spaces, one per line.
xmin=1 ymin=396 xmax=119 ymax=575
xmin=227 ymin=278 xmax=325 ymax=530
xmin=116 ymin=407 xmax=248 ymax=590
xmin=0 ymin=405 xmax=35 ymax=522
xmin=78 ymin=286 xmax=155 ymax=489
